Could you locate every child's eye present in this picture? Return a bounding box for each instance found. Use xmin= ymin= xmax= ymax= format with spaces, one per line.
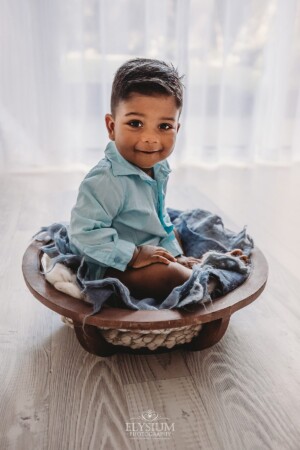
xmin=128 ymin=120 xmax=142 ymax=128
xmin=159 ymin=123 xmax=173 ymax=130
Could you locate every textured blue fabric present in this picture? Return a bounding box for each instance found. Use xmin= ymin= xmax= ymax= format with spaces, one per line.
xmin=172 ymin=209 xmax=253 ymax=257
xmin=34 ymin=208 xmax=254 ymax=313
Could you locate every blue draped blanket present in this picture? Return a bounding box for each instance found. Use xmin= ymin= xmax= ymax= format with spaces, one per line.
xmin=34 ymin=208 xmax=254 ymax=313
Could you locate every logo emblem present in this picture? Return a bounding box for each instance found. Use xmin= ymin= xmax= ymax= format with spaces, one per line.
xmin=125 ymin=409 xmax=175 ymax=440
xmin=141 ymin=410 xmax=159 ymax=421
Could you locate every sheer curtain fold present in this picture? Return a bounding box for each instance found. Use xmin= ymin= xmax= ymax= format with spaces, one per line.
xmin=0 ymin=0 xmax=300 ymax=170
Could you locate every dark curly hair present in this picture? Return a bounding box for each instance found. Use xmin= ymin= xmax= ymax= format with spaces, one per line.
xmin=110 ymin=58 xmax=184 ymax=115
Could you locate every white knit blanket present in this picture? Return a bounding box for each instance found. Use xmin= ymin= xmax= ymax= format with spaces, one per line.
xmin=41 ymin=253 xmax=83 ymax=300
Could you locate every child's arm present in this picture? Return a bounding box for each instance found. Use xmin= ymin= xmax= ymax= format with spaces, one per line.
xmin=70 ymin=171 xmax=137 ymax=272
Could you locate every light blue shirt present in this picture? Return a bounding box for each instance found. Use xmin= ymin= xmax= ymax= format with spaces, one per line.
xmin=69 ymin=141 xmax=182 ymax=279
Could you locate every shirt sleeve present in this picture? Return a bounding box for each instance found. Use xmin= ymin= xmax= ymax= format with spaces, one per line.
xmin=69 ymin=169 xmax=136 ymax=271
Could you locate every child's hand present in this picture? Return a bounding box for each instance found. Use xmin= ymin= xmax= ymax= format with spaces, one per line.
xmin=128 ymin=245 xmax=177 ymax=269
xmin=176 ymin=255 xmax=202 ymax=269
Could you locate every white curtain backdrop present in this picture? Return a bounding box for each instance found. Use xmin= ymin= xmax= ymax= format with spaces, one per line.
xmin=1 ymin=0 xmax=300 ymax=171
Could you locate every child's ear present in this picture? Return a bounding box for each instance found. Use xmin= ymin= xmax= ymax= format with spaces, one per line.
xmin=105 ymin=114 xmax=115 ymax=140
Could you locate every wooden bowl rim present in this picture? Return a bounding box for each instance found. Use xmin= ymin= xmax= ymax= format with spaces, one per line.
xmin=22 ymin=240 xmax=268 ymax=330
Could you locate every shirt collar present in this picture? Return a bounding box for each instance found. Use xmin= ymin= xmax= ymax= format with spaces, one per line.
xmin=104 ymin=141 xmax=171 ymax=181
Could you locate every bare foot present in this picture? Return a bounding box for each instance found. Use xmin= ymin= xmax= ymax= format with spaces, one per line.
xmin=228 ymin=249 xmax=249 ymax=264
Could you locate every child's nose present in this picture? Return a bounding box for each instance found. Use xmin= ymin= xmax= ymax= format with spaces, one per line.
xmin=141 ymin=131 xmax=159 ymax=144
xmin=142 ymin=137 xmax=158 ymax=144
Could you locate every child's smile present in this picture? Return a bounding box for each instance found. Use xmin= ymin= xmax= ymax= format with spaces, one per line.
xmin=105 ymin=93 xmax=181 ymax=172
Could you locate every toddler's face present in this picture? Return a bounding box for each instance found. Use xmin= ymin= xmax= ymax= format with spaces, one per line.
xmin=105 ymin=93 xmax=180 ymax=172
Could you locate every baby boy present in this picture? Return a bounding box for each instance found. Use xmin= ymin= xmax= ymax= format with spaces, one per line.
xmin=69 ymin=58 xmax=244 ymax=301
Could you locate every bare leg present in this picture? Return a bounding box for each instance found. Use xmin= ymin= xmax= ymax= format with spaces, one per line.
xmin=105 ymin=262 xmax=192 ymax=301
xmin=105 ymin=249 xmax=248 ymax=301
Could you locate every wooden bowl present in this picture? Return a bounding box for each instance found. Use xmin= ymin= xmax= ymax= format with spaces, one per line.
xmin=22 ymin=241 xmax=268 ymax=356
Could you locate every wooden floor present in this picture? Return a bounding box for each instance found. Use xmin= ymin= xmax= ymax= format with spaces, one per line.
xmin=1 ymin=164 xmax=300 ymax=450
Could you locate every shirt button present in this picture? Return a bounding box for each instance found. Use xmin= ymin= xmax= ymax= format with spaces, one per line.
xmin=114 ymin=256 xmax=121 ymax=264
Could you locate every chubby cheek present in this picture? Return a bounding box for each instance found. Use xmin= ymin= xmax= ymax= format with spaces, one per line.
xmin=165 ymin=134 xmax=177 ymax=151
xmin=115 ymin=131 xmax=136 ymax=147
